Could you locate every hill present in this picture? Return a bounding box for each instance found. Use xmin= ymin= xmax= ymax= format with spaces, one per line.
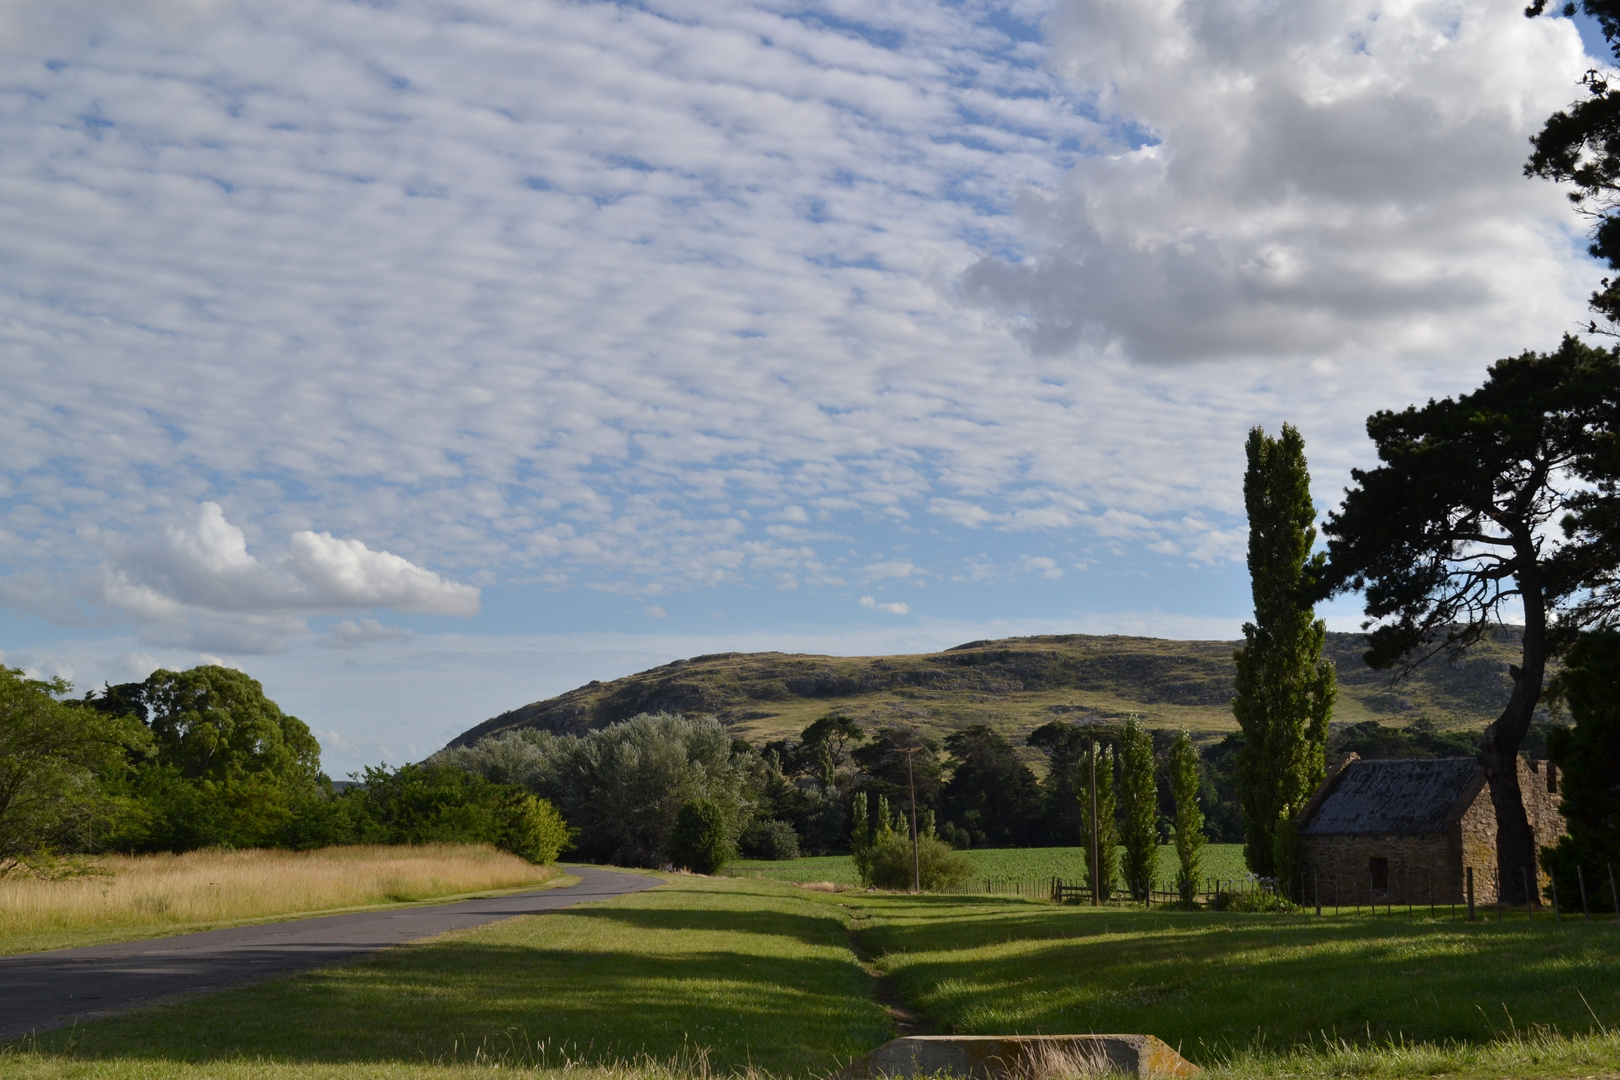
xmin=447 ymin=631 xmax=1528 ymax=752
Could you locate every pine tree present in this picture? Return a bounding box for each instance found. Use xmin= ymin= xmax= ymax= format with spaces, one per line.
xmin=1233 ymin=424 xmax=1337 ymax=885
xmin=1117 ymin=717 xmax=1158 ymax=901
xmin=1079 ymin=742 xmax=1118 ymax=901
xmin=1169 ymin=730 xmax=1207 ymax=903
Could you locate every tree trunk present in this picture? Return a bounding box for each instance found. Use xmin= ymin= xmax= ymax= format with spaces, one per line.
xmin=1479 ymin=550 xmax=1546 ymax=907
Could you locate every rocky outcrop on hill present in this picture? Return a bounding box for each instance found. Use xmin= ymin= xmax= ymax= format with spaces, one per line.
xmin=447 ymin=631 xmax=1522 ymax=750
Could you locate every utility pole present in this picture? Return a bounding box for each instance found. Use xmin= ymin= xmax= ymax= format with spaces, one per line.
xmin=1089 ymin=737 xmax=1100 ymax=907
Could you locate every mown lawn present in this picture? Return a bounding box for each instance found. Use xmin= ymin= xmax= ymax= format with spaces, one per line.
xmin=846 ymin=890 xmax=1620 ymax=1060
xmin=729 ymin=844 xmax=1251 ymax=890
xmin=6 ymin=874 xmax=1619 ymax=1080
xmin=12 ymin=876 xmax=888 ymax=1077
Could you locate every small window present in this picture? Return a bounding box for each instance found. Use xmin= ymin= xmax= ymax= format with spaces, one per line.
xmin=1370 ymin=857 xmax=1389 ymax=891
xmin=1548 ymin=764 xmax=1558 ymax=794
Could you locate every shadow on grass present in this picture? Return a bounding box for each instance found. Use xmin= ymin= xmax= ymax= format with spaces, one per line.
xmin=856 ymin=902 xmax=1620 ymax=1061
xmin=563 ymin=903 xmax=848 ymax=946
xmin=23 ymin=938 xmax=889 ymax=1075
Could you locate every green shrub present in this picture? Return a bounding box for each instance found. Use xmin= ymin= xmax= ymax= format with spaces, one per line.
xmin=738 ymin=819 xmax=800 ymax=860
xmin=1211 ymin=883 xmax=1298 ymax=912
xmin=865 ymin=832 xmax=972 ymax=891
xmin=498 ymin=792 xmax=574 ymax=864
xmin=668 ymin=798 xmax=733 ymax=874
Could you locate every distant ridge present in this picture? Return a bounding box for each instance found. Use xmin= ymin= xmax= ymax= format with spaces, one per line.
xmin=446 ymin=631 xmax=1523 ymax=751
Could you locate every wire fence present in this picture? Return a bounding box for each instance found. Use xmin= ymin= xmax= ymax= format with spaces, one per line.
xmin=930 ymin=862 xmax=1620 ymax=924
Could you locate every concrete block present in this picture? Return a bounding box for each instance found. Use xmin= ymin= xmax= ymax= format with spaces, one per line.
xmin=837 ymin=1035 xmax=1200 ymax=1079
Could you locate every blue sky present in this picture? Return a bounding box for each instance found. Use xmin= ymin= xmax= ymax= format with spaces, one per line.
xmin=0 ymin=0 xmax=1605 ymax=772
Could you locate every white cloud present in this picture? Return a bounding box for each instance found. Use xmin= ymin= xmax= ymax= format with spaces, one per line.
xmin=95 ymin=503 xmax=477 ymax=651
xmin=316 ymin=618 xmax=414 ymax=650
xmin=961 ymin=0 xmax=1594 ymax=364
xmin=1021 ymin=555 xmax=1064 ymax=579
xmin=860 ymin=595 xmax=912 ymax=614
xmin=862 ymin=559 xmax=918 ymax=580
xmin=0 ymin=0 xmax=1604 ymax=659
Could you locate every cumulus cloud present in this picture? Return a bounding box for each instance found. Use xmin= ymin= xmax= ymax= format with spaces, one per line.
xmin=103 ymin=503 xmax=478 ymax=617
xmin=961 ymin=0 xmax=1595 ymax=363
xmin=860 ymin=595 xmax=912 ymax=614
xmin=94 ymin=503 xmax=477 ymax=650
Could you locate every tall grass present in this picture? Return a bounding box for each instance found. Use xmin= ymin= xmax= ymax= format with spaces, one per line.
xmin=0 ymin=844 xmax=562 ymax=954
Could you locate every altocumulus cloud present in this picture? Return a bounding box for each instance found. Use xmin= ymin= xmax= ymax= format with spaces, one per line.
xmin=0 ymin=0 xmax=1602 ymax=645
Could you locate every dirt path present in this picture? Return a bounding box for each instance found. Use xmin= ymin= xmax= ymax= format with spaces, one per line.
xmin=843 ymin=902 xmax=934 ymax=1037
xmin=0 ymin=865 xmax=661 ymax=1040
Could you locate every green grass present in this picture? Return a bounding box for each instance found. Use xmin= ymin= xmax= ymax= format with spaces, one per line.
xmin=845 ymin=891 xmax=1620 ymax=1061
xmin=728 ymin=844 xmax=1251 ymax=891
xmin=8 ymin=874 xmax=1619 ymax=1080
xmin=14 ymin=876 xmax=888 ymax=1077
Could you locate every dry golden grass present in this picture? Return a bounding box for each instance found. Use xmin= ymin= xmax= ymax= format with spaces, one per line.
xmin=0 ymin=844 xmax=564 ymax=954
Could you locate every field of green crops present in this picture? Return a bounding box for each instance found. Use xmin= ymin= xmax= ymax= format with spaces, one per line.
xmin=727 ymin=843 xmax=1250 ymax=890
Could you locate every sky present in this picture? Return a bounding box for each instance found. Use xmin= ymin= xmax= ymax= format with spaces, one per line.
xmin=0 ymin=0 xmax=1608 ymax=773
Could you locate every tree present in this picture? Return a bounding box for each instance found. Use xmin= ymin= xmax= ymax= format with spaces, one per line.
xmin=1316 ymin=338 xmax=1620 ymax=904
xmin=738 ymin=819 xmax=801 ymax=860
xmin=940 ymin=724 xmax=1042 ymax=847
xmin=1028 ymin=722 xmax=1119 ymax=845
xmin=852 ymin=725 xmax=941 ymax=816
xmin=437 ymin=713 xmax=753 ymax=867
xmin=1169 ymin=730 xmax=1207 ymax=903
xmin=1 ymin=668 xmax=148 ymax=872
xmin=346 ymin=762 xmax=570 ymax=863
xmin=1117 ymin=717 xmax=1158 ymax=900
xmin=1233 ymin=425 xmax=1337 ymax=885
xmin=1541 ymin=630 xmax=1620 ymax=908
xmin=84 ymin=666 xmax=323 ymax=851
xmin=1079 ymin=742 xmax=1118 ymax=901
xmin=1526 ymin=0 xmax=1620 ymax=330
xmin=668 ymin=798 xmax=733 ymax=874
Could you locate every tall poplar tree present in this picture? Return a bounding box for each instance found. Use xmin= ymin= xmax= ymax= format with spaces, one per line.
xmin=1117 ymin=717 xmax=1158 ymax=900
xmin=1079 ymin=743 xmax=1118 ymax=901
xmin=1169 ymin=730 xmax=1207 ymax=903
xmin=1232 ymin=424 xmax=1336 ymax=885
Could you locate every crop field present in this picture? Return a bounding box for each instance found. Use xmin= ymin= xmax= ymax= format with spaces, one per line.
xmin=0 ymin=845 xmax=566 ymax=955
xmin=8 ymin=873 xmax=1618 ymax=1080
xmin=728 ymin=843 xmax=1251 ymax=891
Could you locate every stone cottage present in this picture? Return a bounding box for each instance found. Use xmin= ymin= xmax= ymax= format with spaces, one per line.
xmin=1296 ymin=753 xmax=1563 ymax=906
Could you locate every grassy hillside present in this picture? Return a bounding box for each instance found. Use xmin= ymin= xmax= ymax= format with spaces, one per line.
xmin=450 ymin=631 xmax=1526 ymax=752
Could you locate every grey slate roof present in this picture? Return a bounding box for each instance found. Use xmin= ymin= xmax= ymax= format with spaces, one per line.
xmin=1300 ymin=758 xmax=1480 ymax=836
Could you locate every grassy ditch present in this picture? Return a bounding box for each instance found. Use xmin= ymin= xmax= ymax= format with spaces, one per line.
xmin=7 ymin=875 xmax=1619 ymax=1079
xmin=0 ymin=845 xmax=566 ymax=954
xmin=728 ymin=844 xmax=1251 ymax=890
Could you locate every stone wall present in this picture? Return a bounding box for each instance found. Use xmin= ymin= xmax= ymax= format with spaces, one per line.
xmin=1300 ymin=832 xmax=1456 ymax=906
xmin=1299 ymin=755 xmax=1563 ymax=908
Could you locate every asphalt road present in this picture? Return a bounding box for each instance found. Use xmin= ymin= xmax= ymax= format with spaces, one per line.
xmin=0 ymin=865 xmax=661 ymax=1039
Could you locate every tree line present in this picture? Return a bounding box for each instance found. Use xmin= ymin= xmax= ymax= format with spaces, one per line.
xmin=0 ymin=664 xmax=569 ymax=874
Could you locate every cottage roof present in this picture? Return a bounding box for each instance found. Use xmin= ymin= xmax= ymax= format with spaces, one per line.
xmin=1299 ymin=757 xmax=1480 ymax=835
